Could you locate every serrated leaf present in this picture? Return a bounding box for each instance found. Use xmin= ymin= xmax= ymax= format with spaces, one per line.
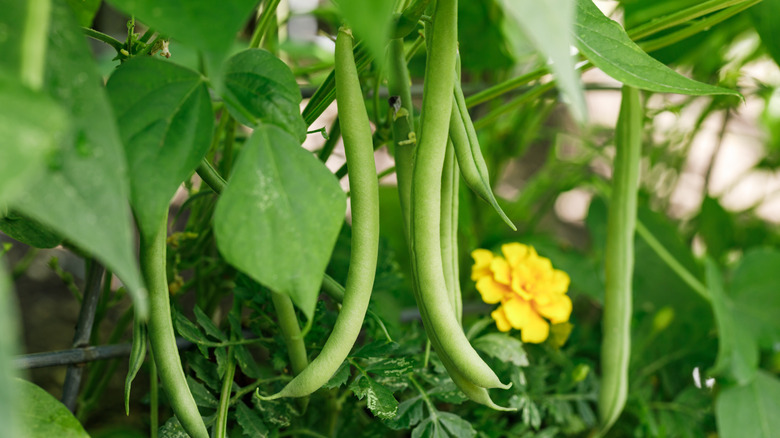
xmin=500 ymin=0 xmax=586 ymax=121
xmin=253 ymin=395 xmax=298 ymax=428
xmin=574 ymin=0 xmax=739 ymax=96
xmin=186 ymin=376 xmax=219 ymax=409
xmin=324 ymin=361 xmax=351 ymax=389
xmin=16 ymin=379 xmax=90 ymax=438
xmin=349 ymin=375 xmax=399 ymax=420
xmin=706 ymin=259 xmax=758 ymax=385
xmin=351 ymin=340 xmax=401 ymax=359
xmin=235 ymin=402 xmax=269 ymax=438
xmin=213 ymin=125 xmax=346 ymax=319
xmin=11 ymin=1 xmax=148 ymax=317
xmin=716 ymin=371 xmax=780 ymax=438
xmin=385 ymin=397 xmax=424 ymax=430
xmin=172 ymin=309 xmax=209 ymax=357
xmin=124 ymin=316 xmax=147 ymax=415
xmin=186 ymin=352 xmax=220 ymax=392
xmin=438 ymin=412 xmax=477 ymax=438
xmin=105 ymin=0 xmax=257 ymax=59
xmin=107 ymin=57 xmax=213 ymax=239
xmin=473 ymin=333 xmax=529 ymax=366
xmin=0 ymin=75 xmax=68 ymax=205
xmin=365 ymin=357 xmax=415 ymax=377
xmin=233 ymin=345 xmax=263 ymax=379
xmin=222 ymin=49 xmax=306 ymax=141
xmin=158 ymin=416 xmax=188 ymax=438
xmin=193 ymin=306 xmax=227 ymax=342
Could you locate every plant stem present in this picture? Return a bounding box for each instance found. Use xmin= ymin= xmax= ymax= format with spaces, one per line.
xmin=628 ymin=0 xmax=756 ymax=40
xmin=82 ymin=28 xmax=124 ymax=52
xmin=20 ymin=0 xmax=51 ymax=90
xmin=213 ymin=347 xmax=236 ymax=438
xmin=635 ymin=221 xmax=710 ymax=301
xmin=150 ymin=357 xmax=159 ymax=438
xmin=249 ymin=0 xmax=282 ymax=49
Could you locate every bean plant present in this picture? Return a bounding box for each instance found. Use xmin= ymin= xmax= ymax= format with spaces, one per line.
xmin=1 ymin=0 xmax=779 ymax=437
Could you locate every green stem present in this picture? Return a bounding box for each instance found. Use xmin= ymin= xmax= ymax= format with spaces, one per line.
xmin=150 ymin=357 xmax=159 ymax=438
xmin=317 ymin=118 xmax=341 ymax=162
xmin=229 ymin=376 xmax=289 ymax=406
xmin=249 ymin=0 xmax=282 ymax=49
xmin=465 ymin=69 xmax=547 ymax=108
xmin=20 ymin=0 xmax=51 ymax=90
xmin=212 ymin=347 xmax=236 ymax=438
xmin=635 ymin=221 xmax=710 ymax=300
xmin=220 ymin=117 xmax=236 ymax=178
xmin=628 ymin=0 xmax=756 ymax=40
xmin=270 ymin=292 xmax=309 ymax=376
xmin=82 ymin=28 xmax=124 ymax=52
xmin=197 ymin=159 xmax=228 ymax=193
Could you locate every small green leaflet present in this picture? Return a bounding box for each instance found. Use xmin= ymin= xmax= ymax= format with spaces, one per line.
xmin=214 ymin=125 xmax=346 ymax=320
xmin=107 ymin=57 xmax=213 ymax=240
xmin=412 ymin=411 xmax=476 ymax=438
xmin=574 ymin=0 xmax=739 ymax=97
xmin=235 ymin=402 xmax=269 ymax=438
xmin=349 ymin=374 xmax=399 ymax=420
xmin=222 ymin=49 xmax=307 ymax=141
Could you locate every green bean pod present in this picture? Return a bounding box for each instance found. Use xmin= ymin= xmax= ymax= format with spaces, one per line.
xmin=599 ymin=86 xmax=642 ymax=433
xmin=450 ymin=80 xmax=515 ymax=230
xmin=409 ymin=0 xmax=508 ymax=390
xmin=141 ymin=213 xmax=208 ymax=438
xmin=258 ymin=27 xmax=379 ymax=400
xmin=440 ymin=140 xmax=462 ymax=324
xmin=124 ymin=315 xmax=147 ymax=415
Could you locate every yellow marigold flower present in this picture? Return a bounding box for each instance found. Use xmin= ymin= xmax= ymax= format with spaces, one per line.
xmin=471 ymin=243 xmax=572 ymax=344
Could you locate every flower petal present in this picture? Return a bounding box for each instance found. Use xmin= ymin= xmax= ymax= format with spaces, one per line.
xmin=476 ymin=277 xmax=508 ymax=304
xmin=502 ymin=243 xmax=531 ymax=268
xmin=471 ymin=249 xmax=494 ymax=280
xmin=535 ymin=293 xmax=572 ymax=324
xmin=550 ymin=269 xmax=570 ymax=294
xmin=520 ymin=312 xmax=550 ymax=344
xmin=502 ymin=296 xmax=534 ymax=329
xmin=491 ymin=307 xmax=512 ymax=332
xmin=490 ymin=257 xmax=511 ymax=285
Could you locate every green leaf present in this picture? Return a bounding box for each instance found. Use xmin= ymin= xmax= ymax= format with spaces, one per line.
xmin=0 ymin=212 xmax=62 ymax=249
xmin=186 ymin=376 xmax=219 ymax=409
xmin=349 ymin=375 xmax=399 ymax=420
xmin=574 ymin=0 xmax=739 ymax=96
xmin=335 ymin=0 xmax=395 ymax=68
xmin=438 ymin=412 xmax=477 ymax=438
xmin=12 ymin=1 xmax=148 ymax=318
xmin=172 ymin=309 xmax=209 ymax=357
xmin=222 ymin=49 xmax=306 ymax=141
xmin=16 ymin=379 xmax=90 ymax=438
xmin=213 ymin=125 xmax=346 ymax=319
xmin=500 ymin=0 xmax=586 ymax=121
xmin=233 ymin=345 xmax=263 ymax=379
xmin=696 ymin=196 xmax=735 ymax=260
xmin=365 ymin=357 xmax=415 ymax=378
xmin=716 ymin=371 xmax=780 ymax=438
xmin=106 ymin=57 xmax=213 ymax=239
xmin=0 ymin=269 xmax=21 ymax=438
xmin=235 ymin=402 xmax=269 ymax=438
xmin=124 ymin=316 xmax=147 ymax=415
xmin=158 ymin=417 xmax=188 ymax=438
xmin=706 ymin=259 xmax=758 ymax=385
xmin=324 ymin=361 xmax=351 ymax=389
xmin=193 ymin=306 xmax=227 ymax=342
xmin=750 ymin=0 xmax=780 ymax=67
xmin=0 ymin=75 xmax=68 ymax=205
xmin=385 ymin=397 xmax=424 ymax=430
xmin=729 ymin=248 xmax=780 ymax=348
xmin=472 ymin=333 xmax=529 ymax=366
xmin=105 ymin=0 xmax=257 ymax=60
xmin=0 ymin=0 xmax=25 ymax=73
xmin=65 ymin=0 xmax=101 ymax=26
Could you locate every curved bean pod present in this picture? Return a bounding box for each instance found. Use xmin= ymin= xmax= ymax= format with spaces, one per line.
xmin=141 ymin=213 xmax=208 ymax=438
xmin=410 ymin=0 xmax=508 ymax=390
xmin=599 ymin=86 xmax=641 ymax=433
xmin=258 ymin=28 xmax=379 ymax=400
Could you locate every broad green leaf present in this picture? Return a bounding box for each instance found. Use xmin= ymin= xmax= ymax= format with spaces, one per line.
xmin=17 ymin=379 xmax=90 ymax=438
xmin=12 ymin=1 xmax=148 ymax=317
xmin=0 ymin=75 xmax=67 ymax=205
xmin=473 ymin=333 xmax=529 ymax=366
xmin=105 ymin=0 xmax=257 ymax=61
xmin=124 ymin=316 xmax=147 ymax=415
xmin=0 ymin=212 xmax=62 ymax=248
xmin=349 ymin=375 xmax=399 ymax=420
xmin=214 ymin=125 xmax=346 ymax=319
xmin=0 ymin=0 xmax=26 ymax=73
xmin=222 ymin=49 xmax=306 ymax=141
xmin=574 ymin=0 xmax=739 ymax=96
xmin=65 ymin=0 xmax=101 ymax=26
xmin=335 ymin=0 xmax=395 ymax=68
xmin=0 ymin=269 xmax=20 ymax=438
xmin=107 ymin=57 xmax=213 ymax=239
xmin=706 ymin=259 xmax=758 ymax=385
xmin=749 ymin=0 xmax=780 ymax=67
xmin=696 ymin=196 xmax=735 ymax=260
xmin=500 ymin=0 xmax=586 ymax=122
xmin=235 ymin=402 xmax=269 ymax=438
xmin=716 ymin=371 xmax=780 ymax=438
xmin=729 ymin=248 xmax=780 ymax=348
